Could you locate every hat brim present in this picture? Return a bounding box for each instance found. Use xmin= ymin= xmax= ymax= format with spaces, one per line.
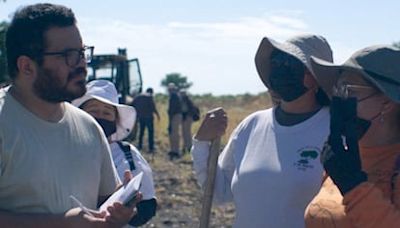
xmin=72 ymin=94 xmax=136 ymax=141
xmin=255 ymin=37 xmax=308 ymax=88
xmin=309 ymin=57 xmax=343 ymax=98
xmin=311 ymin=57 xmax=400 ymax=103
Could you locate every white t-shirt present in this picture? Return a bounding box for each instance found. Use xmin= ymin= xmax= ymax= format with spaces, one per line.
xmin=192 ymin=107 xmax=330 ymax=228
xmin=0 ymin=88 xmax=120 ymax=213
xmin=109 ymin=142 xmax=156 ymax=201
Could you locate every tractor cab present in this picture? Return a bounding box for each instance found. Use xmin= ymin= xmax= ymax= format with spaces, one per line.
xmin=87 ymin=48 xmax=142 ymax=104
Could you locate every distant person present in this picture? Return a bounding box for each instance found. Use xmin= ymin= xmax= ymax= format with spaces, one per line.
xmin=305 ymin=45 xmax=400 ymax=228
xmin=180 ymin=89 xmax=197 ymax=154
xmin=132 ymin=87 xmax=160 ymax=153
xmin=192 ymin=34 xmax=333 ymax=227
xmin=73 ymin=80 xmax=157 ymax=227
xmin=0 ymin=3 xmax=140 ymax=227
xmin=167 ymin=82 xmax=182 ymax=160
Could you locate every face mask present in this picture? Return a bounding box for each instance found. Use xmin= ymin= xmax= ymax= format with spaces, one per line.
xmin=331 ymin=97 xmax=380 ymax=140
xmin=95 ymin=118 xmax=117 ymax=137
xmin=268 ymin=50 xmax=308 ymax=102
xmin=350 ymin=93 xmax=379 ymax=140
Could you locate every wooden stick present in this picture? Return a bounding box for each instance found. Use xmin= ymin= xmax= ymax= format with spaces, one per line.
xmin=199 ymin=137 xmax=221 ymax=228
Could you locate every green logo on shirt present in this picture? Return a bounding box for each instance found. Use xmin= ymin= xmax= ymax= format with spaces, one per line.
xmin=294 ymin=147 xmax=320 ymax=171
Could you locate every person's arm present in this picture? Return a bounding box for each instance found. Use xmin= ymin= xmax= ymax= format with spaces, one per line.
xmin=128 ymin=198 xmax=157 ymax=226
xmin=192 ymin=138 xmax=235 ymax=204
xmin=96 ymin=131 xmax=138 ymax=227
xmin=97 ymin=172 xmax=143 ymax=227
xmin=126 ymin=145 xmax=157 ymax=226
xmin=191 ymin=108 xmax=236 ymax=204
xmin=151 ymin=98 xmax=160 ymax=120
xmin=131 ymin=97 xmax=138 ymax=109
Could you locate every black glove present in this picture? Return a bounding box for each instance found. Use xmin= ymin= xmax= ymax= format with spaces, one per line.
xmin=321 ymin=97 xmax=367 ymax=195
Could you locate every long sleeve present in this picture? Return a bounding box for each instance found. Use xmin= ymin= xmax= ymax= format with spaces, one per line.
xmin=126 ymin=144 xmax=157 ymax=227
xmin=128 ymin=145 xmax=156 ymax=201
xmin=129 ymin=198 xmax=157 ymax=227
xmin=191 ymin=136 xmax=236 ymax=204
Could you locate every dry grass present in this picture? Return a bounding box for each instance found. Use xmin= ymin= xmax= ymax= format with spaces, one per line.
xmin=132 ymin=92 xmax=273 ymax=227
xmin=152 ymin=92 xmax=272 ymax=147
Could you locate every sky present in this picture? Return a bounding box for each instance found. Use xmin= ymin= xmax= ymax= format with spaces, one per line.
xmin=1 ymin=0 xmax=400 ymax=95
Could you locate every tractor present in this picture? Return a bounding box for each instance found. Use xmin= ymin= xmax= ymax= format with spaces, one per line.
xmin=87 ymin=48 xmax=143 ymax=104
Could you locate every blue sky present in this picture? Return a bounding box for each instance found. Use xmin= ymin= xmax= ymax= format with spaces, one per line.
xmin=1 ymin=0 xmax=399 ymax=95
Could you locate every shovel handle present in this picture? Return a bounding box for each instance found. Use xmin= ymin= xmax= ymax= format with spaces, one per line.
xmin=199 ymin=137 xmax=221 ymax=228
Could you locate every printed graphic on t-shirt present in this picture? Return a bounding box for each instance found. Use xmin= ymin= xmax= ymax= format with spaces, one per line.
xmin=293 ymin=146 xmax=320 ymax=171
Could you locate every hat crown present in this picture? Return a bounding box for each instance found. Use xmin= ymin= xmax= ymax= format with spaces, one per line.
xmin=254 ymin=33 xmax=333 ymax=89
xmin=286 ymin=34 xmax=333 ymax=64
xmin=86 ymin=80 xmax=119 ymax=105
xmin=347 ymin=45 xmax=400 ymax=83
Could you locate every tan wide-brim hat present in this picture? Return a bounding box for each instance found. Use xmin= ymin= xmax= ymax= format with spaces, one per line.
xmin=255 ymin=34 xmax=333 ymax=88
xmin=311 ymin=45 xmax=400 ymax=103
xmin=72 ymin=80 xmax=136 ymax=141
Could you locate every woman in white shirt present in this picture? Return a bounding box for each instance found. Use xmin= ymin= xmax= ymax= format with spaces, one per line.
xmin=192 ymin=34 xmax=333 ymax=228
xmin=73 ymin=80 xmax=157 ymax=227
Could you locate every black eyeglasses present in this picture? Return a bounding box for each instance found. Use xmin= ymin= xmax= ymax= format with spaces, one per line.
xmin=42 ymin=45 xmax=94 ymax=67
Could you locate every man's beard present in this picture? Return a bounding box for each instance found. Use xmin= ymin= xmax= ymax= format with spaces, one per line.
xmin=33 ymin=66 xmax=87 ymax=103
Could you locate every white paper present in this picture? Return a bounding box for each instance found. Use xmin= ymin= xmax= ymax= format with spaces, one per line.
xmin=99 ymin=171 xmax=143 ymax=212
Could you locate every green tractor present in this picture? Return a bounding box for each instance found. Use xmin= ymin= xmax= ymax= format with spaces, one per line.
xmin=87 ymin=48 xmax=143 ymax=104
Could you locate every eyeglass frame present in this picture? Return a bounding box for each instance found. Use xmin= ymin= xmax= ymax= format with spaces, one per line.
xmin=41 ymin=45 xmax=94 ymax=67
xmin=333 ymin=83 xmax=379 ymax=102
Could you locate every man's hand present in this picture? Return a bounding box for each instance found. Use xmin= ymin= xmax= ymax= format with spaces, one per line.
xmin=194 ymin=107 xmax=227 ymax=142
xmin=321 ymin=97 xmax=367 ymax=195
xmin=64 ymin=207 xmax=110 ymax=228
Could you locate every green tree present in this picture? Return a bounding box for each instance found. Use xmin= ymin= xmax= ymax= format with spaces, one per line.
xmin=394 ymin=41 xmax=400 ymax=49
xmin=0 ymin=21 xmax=9 ymax=84
xmin=160 ymin=72 xmax=192 ymax=91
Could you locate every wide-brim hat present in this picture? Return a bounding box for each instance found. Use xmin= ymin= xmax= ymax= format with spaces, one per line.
xmin=255 ymin=34 xmax=333 ymax=88
xmin=72 ymin=80 xmax=136 ymax=141
xmin=311 ymin=45 xmax=400 ymax=103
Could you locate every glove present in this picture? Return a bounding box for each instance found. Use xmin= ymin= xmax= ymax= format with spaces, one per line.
xmin=321 ymin=97 xmax=367 ymax=195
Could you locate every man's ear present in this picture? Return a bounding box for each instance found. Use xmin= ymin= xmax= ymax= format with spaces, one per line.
xmin=16 ymin=56 xmax=37 ymax=79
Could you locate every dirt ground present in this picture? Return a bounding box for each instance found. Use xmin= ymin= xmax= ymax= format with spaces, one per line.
xmin=138 ymin=143 xmax=235 ymax=228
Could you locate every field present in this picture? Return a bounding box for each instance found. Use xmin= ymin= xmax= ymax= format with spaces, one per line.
xmin=132 ymin=92 xmax=273 ymax=227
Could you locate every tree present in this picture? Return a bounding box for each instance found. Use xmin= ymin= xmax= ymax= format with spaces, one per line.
xmin=0 ymin=21 xmax=9 ymax=84
xmin=160 ymin=72 xmax=192 ymax=91
xmin=394 ymin=41 xmax=400 ymax=49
